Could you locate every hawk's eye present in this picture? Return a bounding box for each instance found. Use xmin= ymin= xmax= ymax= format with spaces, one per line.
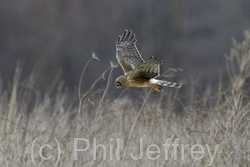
xmin=116 ymin=81 xmax=122 ymax=88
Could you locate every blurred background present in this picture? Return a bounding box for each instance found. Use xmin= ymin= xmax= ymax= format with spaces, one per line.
xmin=1 ymin=0 xmax=250 ymax=95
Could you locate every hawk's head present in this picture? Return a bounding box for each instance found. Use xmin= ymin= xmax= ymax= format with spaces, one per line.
xmin=115 ymin=75 xmax=128 ymax=89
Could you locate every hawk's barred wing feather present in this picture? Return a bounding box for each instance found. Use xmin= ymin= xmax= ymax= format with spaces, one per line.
xmin=129 ymin=56 xmax=162 ymax=80
xmin=116 ymin=29 xmax=144 ymax=74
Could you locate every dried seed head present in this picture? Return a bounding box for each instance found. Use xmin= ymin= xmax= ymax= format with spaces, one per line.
xmin=91 ymin=51 xmax=100 ymax=61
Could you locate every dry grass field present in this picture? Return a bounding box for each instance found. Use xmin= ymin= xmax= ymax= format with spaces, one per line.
xmin=0 ymin=30 xmax=250 ymax=167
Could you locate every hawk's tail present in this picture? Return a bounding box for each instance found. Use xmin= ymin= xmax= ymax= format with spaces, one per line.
xmin=150 ymin=78 xmax=181 ymax=92
xmin=157 ymin=80 xmax=181 ymax=88
xmin=150 ymin=78 xmax=181 ymax=88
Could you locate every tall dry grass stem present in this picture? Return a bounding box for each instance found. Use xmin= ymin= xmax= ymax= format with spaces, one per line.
xmin=121 ymin=89 xmax=152 ymax=167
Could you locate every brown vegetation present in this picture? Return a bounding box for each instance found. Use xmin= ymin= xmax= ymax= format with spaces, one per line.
xmin=0 ymin=31 xmax=250 ymax=166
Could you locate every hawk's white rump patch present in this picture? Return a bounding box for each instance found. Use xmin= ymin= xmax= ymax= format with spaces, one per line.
xmin=149 ymin=78 xmax=159 ymax=84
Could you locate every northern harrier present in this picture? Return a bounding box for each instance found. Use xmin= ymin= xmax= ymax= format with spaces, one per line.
xmin=115 ymin=29 xmax=181 ymax=92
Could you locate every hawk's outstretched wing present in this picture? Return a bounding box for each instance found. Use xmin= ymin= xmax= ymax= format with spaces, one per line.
xmin=129 ymin=56 xmax=162 ymax=80
xmin=116 ymin=29 xmax=144 ymax=74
